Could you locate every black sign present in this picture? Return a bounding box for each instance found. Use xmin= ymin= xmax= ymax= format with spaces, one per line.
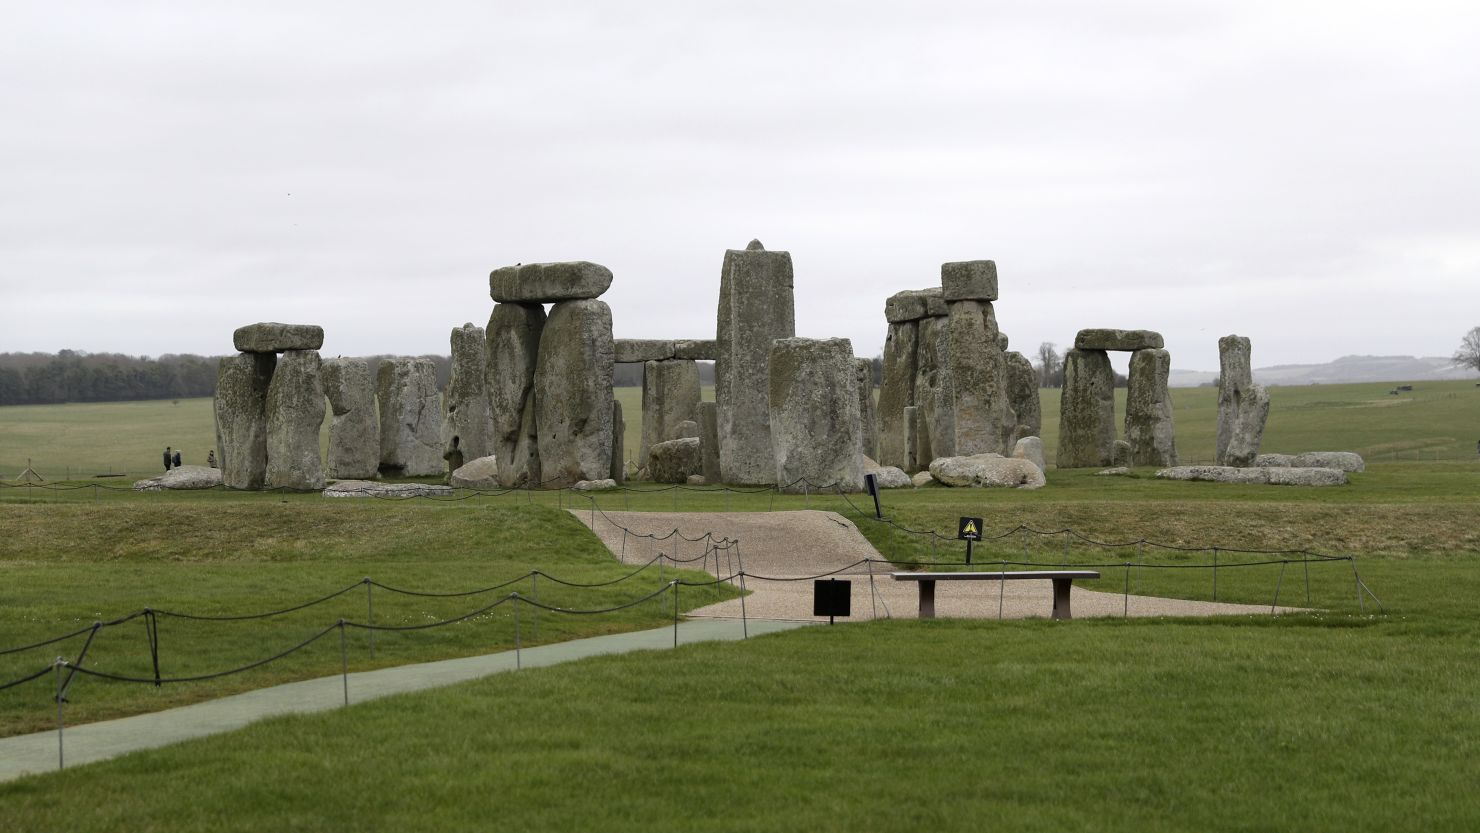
xmin=864 ymin=473 xmax=882 ymax=519
xmin=813 ymin=579 xmax=852 ymax=620
xmin=958 ymin=517 xmax=984 ymax=541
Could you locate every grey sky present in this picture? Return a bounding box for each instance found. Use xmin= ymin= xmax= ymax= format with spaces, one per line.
xmin=4 ymin=1 xmax=1478 ymax=371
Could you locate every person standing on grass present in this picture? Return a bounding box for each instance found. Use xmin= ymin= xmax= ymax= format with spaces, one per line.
xmin=173 ymin=449 xmax=182 ymax=468
xmin=163 ymin=446 xmax=173 ymax=472
xmin=207 ymin=449 xmax=217 ymax=468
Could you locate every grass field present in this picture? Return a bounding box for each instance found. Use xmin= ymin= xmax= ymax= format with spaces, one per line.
xmin=2 ymin=380 xmax=1479 ymax=830
xmin=4 ymin=378 xmax=1477 ymax=480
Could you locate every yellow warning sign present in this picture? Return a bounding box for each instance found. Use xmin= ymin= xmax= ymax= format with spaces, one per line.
xmin=958 ymin=516 xmax=984 ymax=541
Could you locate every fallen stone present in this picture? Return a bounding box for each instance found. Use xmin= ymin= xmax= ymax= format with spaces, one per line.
xmin=640 ymin=359 xmax=701 ymax=462
xmin=648 ymin=437 xmax=702 ymax=483
xmin=716 ymin=241 xmax=795 ymax=484
xmin=1074 ymin=329 xmax=1164 ymax=352
xmin=686 ymin=474 xmax=707 ymax=486
xmin=1095 ymin=467 xmax=1132 ymax=477
xmin=1057 ymin=348 xmax=1116 ymax=468
xmin=323 ymin=481 xmax=453 ymax=498
xmin=489 ymin=261 xmax=613 ymax=303
xmin=265 ymin=349 xmax=326 ymax=491
xmin=322 ymin=358 xmax=379 ymax=480
xmin=769 ymin=337 xmax=865 ymax=492
xmin=911 ymin=470 xmax=936 ymax=488
xmin=1154 ymin=466 xmax=1347 ymax=486
xmin=1124 ymin=347 xmax=1178 ymax=467
xmin=1253 ymin=454 xmax=1296 ymax=468
xmin=1292 ymin=451 xmax=1365 ymax=473
xmin=133 ymin=466 xmax=223 ymax=491
xmin=376 ymin=358 xmax=444 ymax=477
xmin=1266 ymin=467 xmax=1349 ymax=486
xmin=698 ymin=401 xmax=721 ymax=484
xmin=450 ymin=455 xmax=500 ymax=489
xmin=535 ymin=299 xmax=615 ymax=487
xmin=929 ymin=453 xmax=1046 ymax=489
xmin=573 ymin=478 xmax=618 ymax=491
xmin=1011 ymin=436 xmax=1046 ymax=472
xmin=614 ymin=339 xmax=675 ymax=363
xmin=941 ymin=260 xmax=998 ymax=302
xmin=673 ymin=339 xmax=718 ymax=360
xmin=486 ymin=302 xmax=545 ymax=487
xmin=233 ymin=323 xmax=324 ymax=354
xmin=214 ymin=352 xmax=275 ymax=490
xmin=866 ymin=465 xmax=912 ymax=489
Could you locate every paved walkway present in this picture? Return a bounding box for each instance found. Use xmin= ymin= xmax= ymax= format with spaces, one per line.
xmin=0 ymin=617 xmax=807 ymax=783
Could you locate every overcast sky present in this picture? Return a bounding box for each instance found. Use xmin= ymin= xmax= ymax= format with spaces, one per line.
xmin=4 ymin=1 xmax=1478 ymax=371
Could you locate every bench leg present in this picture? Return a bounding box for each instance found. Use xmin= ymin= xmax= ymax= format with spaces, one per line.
xmin=1051 ymin=578 xmax=1073 ymax=620
xmin=918 ymin=580 xmax=936 ymax=619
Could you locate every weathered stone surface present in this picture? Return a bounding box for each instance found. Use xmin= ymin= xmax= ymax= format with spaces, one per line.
xmin=698 ymin=401 xmax=721 ymax=484
xmin=716 ymin=242 xmax=795 ymax=484
xmin=447 ymin=323 xmax=495 ymax=463
xmin=614 ymin=339 xmax=675 ymax=363
xmin=885 ymin=289 xmax=933 ymax=323
xmin=673 ymin=339 xmax=718 ymax=360
xmin=450 ymin=456 xmax=500 ymax=489
xmin=1012 ymin=436 xmax=1046 ymax=472
xmin=489 ymin=261 xmax=612 ymax=303
xmin=486 ymin=302 xmax=545 ymax=487
xmin=1156 ymin=466 xmax=1346 ymax=486
xmin=610 ymin=400 xmax=625 ymax=484
xmin=133 ymin=466 xmax=223 ymax=491
xmin=929 ymin=454 xmax=1046 ymax=489
xmin=233 ymin=323 xmax=323 ymax=354
xmin=675 ymin=419 xmax=699 ymax=439
xmin=266 ymin=349 xmax=326 ymax=491
xmin=1254 ymin=453 xmax=1296 ymax=467
xmin=573 ymin=478 xmax=618 ymax=491
xmin=941 ymin=260 xmax=998 ymax=302
xmin=1095 ymin=467 xmax=1132 ymax=477
xmin=877 ymin=320 xmax=918 ymax=470
xmin=1057 ymin=348 xmax=1116 ymax=468
xmin=323 ymin=480 xmax=452 ymax=498
xmin=1292 ymin=451 xmax=1365 ymax=472
xmin=640 ymin=359 xmax=701 ymax=462
xmin=855 ymin=358 xmax=878 ymax=461
xmin=1124 ymin=348 xmax=1177 ymax=467
xmin=911 ymin=470 xmax=936 ymax=488
xmin=215 ymin=352 xmax=275 ymax=490
xmin=914 ymin=315 xmax=955 ymax=465
xmin=648 ymin=437 xmax=702 ymax=483
xmin=1004 ymin=351 xmax=1040 ymax=443
xmin=686 ymin=474 xmax=707 ymax=486
xmin=1074 ymin=329 xmax=1164 ymax=352
xmin=1216 ymin=335 xmax=1269 ymax=467
xmin=768 ymin=337 xmax=865 ymax=492
xmin=376 ymin=358 xmax=444 ymax=477
xmin=923 ymin=289 xmax=947 ymax=318
xmin=948 ymin=300 xmax=1011 ymax=455
xmin=903 ymin=405 xmax=920 ymax=474
xmin=535 ymin=299 xmax=615 ymax=487
xmin=1113 ymin=440 xmax=1131 ymax=467
xmin=866 ymin=465 xmax=912 ymax=489
xmin=321 ymin=358 xmax=379 ymax=480
xmin=997 ymin=332 xmax=1009 ymax=351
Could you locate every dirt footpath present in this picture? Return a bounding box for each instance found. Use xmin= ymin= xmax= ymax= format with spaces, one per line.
xmin=571 ymin=509 xmax=1302 ymax=621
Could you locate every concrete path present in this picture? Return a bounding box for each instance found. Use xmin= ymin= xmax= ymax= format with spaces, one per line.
xmin=0 ymin=617 xmax=807 ymax=783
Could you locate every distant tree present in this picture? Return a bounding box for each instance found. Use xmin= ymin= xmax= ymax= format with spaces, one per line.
xmin=1034 ymin=342 xmax=1063 ymax=388
xmin=1453 ymin=327 xmax=1480 ymax=373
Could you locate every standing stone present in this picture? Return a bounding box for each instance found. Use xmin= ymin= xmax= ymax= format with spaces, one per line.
xmin=1125 ymin=348 xmax=1178 ymax=467
xmin=640 ymin=359 xmax=701 ymax=462
xmin=903 ymin=405 xmax=920 ymax=474
xmin=535 ymin=299 xmax=615 ymax=488
xmin=1004 ymin=351 xmax=1041 ymax=443
xmin=768 ymin=338 xmax=864 ymax=492
xmin=376 ymin=358 xmax=444 ymax=477
xmin=698 ymin=401 xmax=722 ymax=484
xmin=265 ymin=350 xmax=326 ymax=491
xmin=1012 ymin=436 xmax=1046 ymax=472
xmin=610 ymin=399 xmax=625 ymax=484
xmin=854 ymin=358 xmax=878 ymax=461
xmin=486 ymin=303 xmax=545 ymax=487
xmin=447 ymin=323 xmax=495 ymax=462
xmin=214 ymin=352 xmax=276 ymax=490
xmin=914 ymin=314 xmax=955 ymax=466
xmin=1057 ymin=348 xmax=1116 ymax=468
xmin=1216 ymin=335 xmax=1270 ymax=467
xmin=947 ymin=299 xmax=1011 ymax=455
xmin=322 ymin=358 xmax=379 ymax=479
xmin=716 ymin=240 xmax=795 ymax=484
xmin=877 ymin=319 xmax=918 ymax=470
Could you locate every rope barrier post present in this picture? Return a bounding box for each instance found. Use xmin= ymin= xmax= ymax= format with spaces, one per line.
xmin=803 ymin=481 xmax=810 ymax=509
xmin=1123 ymin=563 xmax=1131 ymax=618
xmin=1271 ymin=560 xmax=1287 ymax=615
xmin=1351 ymin=558 xmax=1365 ymax=614
xmin=672 ymin=581 xmax=680 ymax=648
xmin=1212 ymin=548 xmax=1219 ymax=602
xmin=999 ymin=560 xmax=1007 ymax=619
xmin=531 ymin=573 xmax=540 ymax=642
xmin=1021 ymin=528 xmax=1028 ymax=562
xmin=620 ymin=528 xmax=627 ymax=564
xmin=1062 ymin=531 xmax=1069 ymax=568
xmin=867 ymin=560 xmax=878 ymax=620
xmin=338 ymin=620 xmax=349 ymax=706
xmin=55 ymin=658 xmax=65 ymax=770
xmin=513 ymin=593 xmax=522 ymax=670
xmin=1303 ymin=557 xmax=1311 ymax=605
xmin=364 ymin=578 xmax=375 ymax=660
xmin=591 ymin=497 xmax=596 ymax=530
xmin=739 ymin=572 xmax=749 ymax=639
xmin=145 ymin=609 xmax=161 ymax=688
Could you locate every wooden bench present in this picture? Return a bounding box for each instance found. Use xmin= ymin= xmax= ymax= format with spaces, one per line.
xmin=891 ymin=571 xmax=1101 ymax=620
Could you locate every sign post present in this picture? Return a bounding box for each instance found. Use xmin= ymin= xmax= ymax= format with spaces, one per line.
xmin=958 ymin=516 xmax=984 ymax=565
xmin=864 ymin=473 xmax=882 ymax=519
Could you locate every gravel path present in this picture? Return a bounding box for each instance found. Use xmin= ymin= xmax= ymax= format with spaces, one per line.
xmin=572 ymin=509 xmax=1304 ymax=621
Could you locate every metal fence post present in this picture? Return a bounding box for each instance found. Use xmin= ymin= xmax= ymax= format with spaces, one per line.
xmin=339 ymin=621 xmax=349 ymax=706
xmin=365 ymin=579 xmax=375 ymax=660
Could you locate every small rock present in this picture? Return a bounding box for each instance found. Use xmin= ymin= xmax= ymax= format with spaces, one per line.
xmin=865 ymin=466 xmax=912 ymax=488
xmin=1095 ymin=467 xmax=1132 ymax=477
xmin=1011 ymin=436 xmax=1046 ymax=472
xmin=686 ymin=474 xmax=707 ymax=486
xmin=451 ymin=455 xmax=500 ymax=489
xmin=929 ymin=453 xmax=1046 ymax=489
xmin=911 ymin=470 xmax=936 ymax=488
xmin=648 ymin=437 xmax=702 ymax=483
xmin=1253 ymin=454 xmax=1295 ymax=468
xmin=572 ymin=478 xmax=618 ymax=491
xmin=1292 ymin=451 xmax=1365 ymax=473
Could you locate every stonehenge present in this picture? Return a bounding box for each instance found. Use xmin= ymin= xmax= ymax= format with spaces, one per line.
xmin=1216 ymin=335 xmax=1270 ymax=467
xmin=716 ymin=240 xmax=796 ymax=484
xmin=1057 ymin=329 xmax=1176 ymax=469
